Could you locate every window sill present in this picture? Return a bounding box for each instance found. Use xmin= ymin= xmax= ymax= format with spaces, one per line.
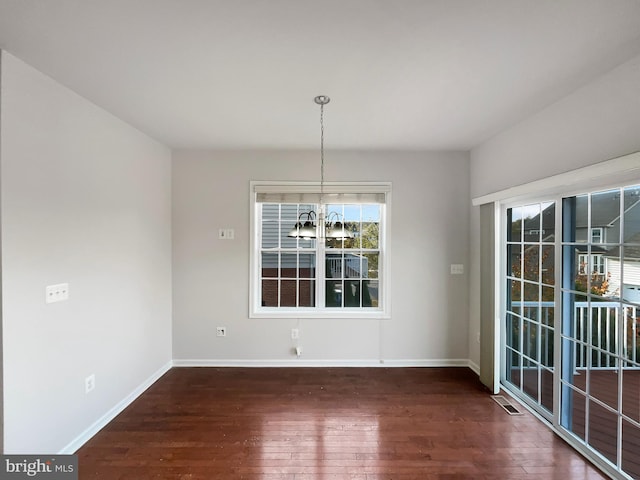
xmin=249 ymin=308 xmax=390 ymax=319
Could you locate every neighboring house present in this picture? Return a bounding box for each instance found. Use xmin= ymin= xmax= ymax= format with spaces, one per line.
xmin=516 ymin=194 xmax=640 ymax=302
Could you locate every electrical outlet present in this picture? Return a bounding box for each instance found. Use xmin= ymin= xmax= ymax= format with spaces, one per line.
xmin=46 ymin=283 xmax=69 ymax=303
xmin=216 ymin=327 xmax=226 ymax=337
xmin=85 ymin=374 xmax=95 ymax=394
xmin=477 ymin=332 xmax=481 ymax=344
xmin=291 ymin=328 xmax=299 ymax=339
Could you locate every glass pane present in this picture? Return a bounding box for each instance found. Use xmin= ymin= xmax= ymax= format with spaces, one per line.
xmin=623 ymin=185 xmax=640 ymax=243
xmin=360 ymin=221 xmax=379 ymax=249
xmin=623 ymin=243 xmax=640 ymax=306
xmin=507 ymin=244 xmax=522 ymax=278
xmin=588 ymin=359 xmax=619 ymax=410
xmin=523 ymin=245 xmax=540 ymax=282
xmin=622 ymin=419 xmax=640 ymax=480
xmin=326 ymin=254 xmax=343 ymax=278
xmin=541 ymin=368 xmax=553 ymax=412
xmin=280 ymin=253 xmax=297 ymax=278
xmin=262 ymin=204 xmax=280 ymax=248
xmin=344 ymin=254 xmax=362 ymax=279
xmin=541 ymin=202 xmax=556 ymax=242
xmin=343 ymin=205 xmax=361 ymax=250
xmin=261 ymin=280 xmax=278 ymax=307
xmin=522 ymin=359 xmax=539 ymax=402
xmin=506 ymin=313 xmax=520 ymax=350
xmin=541 ymin=245 xmax=555 ymax=285
xmin=623 ymin=307 xmax=640 ymax=364
xmin=365 ymin=279 xmax=378 ymax=307
xmin=523 ymin=320 xmax=538 ymax=362
xmin=540 ymin=298 xmax=555 ymax=328
xmin=562 ymin=245 xmax=578 ymax=290
xmin=590 ymin=304 xmax=619 ymax=355
xmin=522 ymin=281 xmax=539 ymax=302
xmin=509 ymin=207 xmax=523 ymax=242
xmin=563 ymin=195 xmax=589 ymax=243
xmin=280 ymin=204 xmax=298 ymax=249
xmin=567 ymin=388 xmax=586 ymax=441
xmin=591 ymin=189 xmax=621 ymax=244
xmin=540 ymin=325 xmax=554 ymax=368
xmin=522 ymin=203 xmax=541 ymax=243
xmin=261 ymin=253 xmax=278 ymax=278
xmin=343 ymin=280 xmax=361 ymax=307
xmin=574 ymin=195 xmax=588 ymax=243
xmin=298 ymin=280 xmax=315 ymax=307
xmin=522 ymin=300 xmax=539 ymax=323
xmin=563 ymin=339 xmax=587 ymax=394
xmin=588 ymin=400 xmax=618 ymax=464
xmin=325 ymin=280 xmax=342 ymax=307
xmin=622 ymin=364 xmax=640 ymax=423
xmin=280 ymin=280 xmax=297 ymax=307
xmin=509 ymin=279 xmax=522 ymax=305
xmin=506 ymin=350 xmax=521 ymax=388
xmin=363 ymin=253 xmax=379 ymax=279
xmin=298 ymin=253 xmax=316 ymax=279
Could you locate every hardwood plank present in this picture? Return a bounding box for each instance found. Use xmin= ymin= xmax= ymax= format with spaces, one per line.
xmin=77 ymin=367 xmax=608 ymax=479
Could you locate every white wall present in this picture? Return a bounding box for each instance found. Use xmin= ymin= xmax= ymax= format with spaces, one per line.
xmin=0 ymin=51 xmax=173 ymax=453
xmin=172 ymin=150 xmax=470 ymax=365
xmin=468 ymin=53 xmax=640 ymax=368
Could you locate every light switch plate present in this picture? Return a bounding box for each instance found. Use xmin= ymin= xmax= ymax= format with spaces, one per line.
xmin=450 ymin=264 xmax=464 ymax=275
xmin=46 ymin=283 xmax=69 ymax=303
xmin=218 ymin=228 xmax=235 ymax=240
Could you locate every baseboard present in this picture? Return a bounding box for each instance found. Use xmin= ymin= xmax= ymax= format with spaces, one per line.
xmin=59 ymin=361 xmax=172 ymax=454
xmin=468 ymin=360 xmax=480 ymax=375
xmin=173 ymin=358 xmax=475 ymax=368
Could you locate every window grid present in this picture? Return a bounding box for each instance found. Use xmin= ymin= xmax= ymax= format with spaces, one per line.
xmin=559 ymin=186 xmax=640 ymax=479
xmin=251 ymin=189 xmax=389 ymax=319
xmin=505 ymin=201 xmax=556 ymax=417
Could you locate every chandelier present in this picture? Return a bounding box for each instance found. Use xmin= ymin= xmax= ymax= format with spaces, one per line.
xmin=287 ymin=96 xmax=352 ymax=240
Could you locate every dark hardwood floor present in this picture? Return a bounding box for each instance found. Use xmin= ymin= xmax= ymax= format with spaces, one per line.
xmin=77 ymin=367 xmax=608 ymax=479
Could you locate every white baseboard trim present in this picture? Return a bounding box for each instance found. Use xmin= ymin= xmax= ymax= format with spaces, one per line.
xmin=59 ymin=361 xmax=172 ymax=454
xmin=468 ymin=360 xmax=480 ymax=375
xmin=173 ymin=358 xmax=475 ymax=368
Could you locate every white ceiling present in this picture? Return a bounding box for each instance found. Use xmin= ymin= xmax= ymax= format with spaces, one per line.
xmin=1 ymin=0 xmax=640 ymax=151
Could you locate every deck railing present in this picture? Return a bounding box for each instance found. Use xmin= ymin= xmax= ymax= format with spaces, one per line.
xmin=326 ymin=255 xmax=367 ymax=279
xmin=514 ymin=301 xmax=639 ymax=368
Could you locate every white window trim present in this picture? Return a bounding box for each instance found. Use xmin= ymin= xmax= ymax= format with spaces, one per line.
xmin=249 ymin=181 xmax=392 ymax=319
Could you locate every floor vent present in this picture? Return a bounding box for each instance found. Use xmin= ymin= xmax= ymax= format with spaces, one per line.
xmin=491 ymin=395 xmax=523 ymax=415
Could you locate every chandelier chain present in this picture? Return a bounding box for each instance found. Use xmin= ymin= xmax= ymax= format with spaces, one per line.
xmin=320 ymin=101 xmax=324 ymax=205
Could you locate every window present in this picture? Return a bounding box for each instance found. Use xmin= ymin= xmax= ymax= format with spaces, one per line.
xmin=591 ymin=227 xmax=603 ymax=244
xmin=577 ymin=253 xmax=605 ymax=275
xmin=250 ymin=182 xmax=390 ymax=318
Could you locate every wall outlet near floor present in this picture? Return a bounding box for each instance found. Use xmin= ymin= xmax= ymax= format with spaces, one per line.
xmin=291 ymin=328 xmax=299 ymax=339
xmin=216 ymin=327 xmax=227 ymax=337
xmin=46 ymin=283 xmax=69 ymax=303
xmin=477 ymin=332 xmax=481 ymax=344
xmin=85 ymin=374 xmax=95 ymax=394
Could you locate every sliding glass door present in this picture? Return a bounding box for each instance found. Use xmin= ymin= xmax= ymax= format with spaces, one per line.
xmin=503 ymin=186 xmax=640 ymax=479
